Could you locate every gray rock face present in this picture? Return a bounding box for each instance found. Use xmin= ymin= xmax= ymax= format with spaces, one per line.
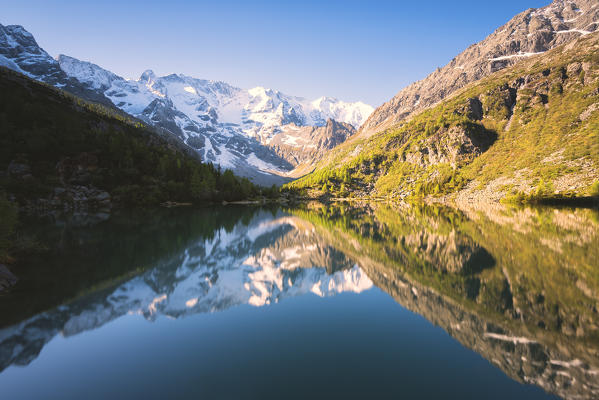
xmin=360 ymin=0 xmax=599 ymax=137
xmin=14 ymin=153 xmax=113 ymax=214
xmin=0 ymin=25 xmax=114 ymax=107
xmin=268 ymin=119 xmax=357 ymax=167
xmin=141 ymin=98 xmax=189 ymax=139
xmin=6 ymin=160 xmax=32 ymax=180
xmin=0 ymin=265 xmax=17 ymax=293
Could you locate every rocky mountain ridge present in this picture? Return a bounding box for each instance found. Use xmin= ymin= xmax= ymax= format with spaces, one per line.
xmin=0 ymin=24 xmax=373 ymax=185
xmin=0 ymin=25 xmax=115 ymax=107
xmin=360 ymin=0 xmax=599 ymax=137
xmin=268 ymin=119 xmax=357 ymax=170
xmin=290 ymin=30 xmax=599 ymax=203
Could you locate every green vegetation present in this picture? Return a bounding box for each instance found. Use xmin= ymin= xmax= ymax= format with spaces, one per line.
xmin=0 ymin=67 xmax=274 ymax=208
xmin=286 ymin=33 xmax=599 ymax=203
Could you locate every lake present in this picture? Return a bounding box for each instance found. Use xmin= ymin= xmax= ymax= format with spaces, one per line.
xmin=0 ymin=202 xmax=598 ymax=399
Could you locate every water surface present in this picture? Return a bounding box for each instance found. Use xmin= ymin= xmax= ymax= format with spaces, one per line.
xmin=1 ymin=203 xmax=598 ymax=399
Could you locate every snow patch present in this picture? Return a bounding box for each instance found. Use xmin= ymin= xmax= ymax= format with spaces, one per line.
xmin=489 ymin=51 xmax=545 ymax=61
xmin=484 ymin=332 xmax=537 ymax=344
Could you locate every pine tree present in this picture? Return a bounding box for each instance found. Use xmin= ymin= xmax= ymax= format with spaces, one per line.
xmin=190 ymin=169 xmax=202 ymax=200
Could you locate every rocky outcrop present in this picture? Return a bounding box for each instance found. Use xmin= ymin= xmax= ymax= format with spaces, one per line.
xmin=407 ymin=123 xmax=498 ymax=168
xmin=269 ymin=119 xmax=357 ymax=167
xmin=56 ymin=152 xmax=99 ymax=185
xmin=0 ymin=265 xmax=17 ymax=293
xmin=0 ymin=25 xmax=114 ymax=107
xmin=6 ymin=159 xmax=32 ymax=180
xmin=7 ymin=153 xmax=112 ymax=214
xmin=360 ymin=0 xmax=599 ymax=137
xmin=52 ymin=153 xmax=111 ymax=211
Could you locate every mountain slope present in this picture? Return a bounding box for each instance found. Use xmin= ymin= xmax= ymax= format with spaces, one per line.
xmin=269 ymin=119 xmax=357 ymax=170
xmin=288 ymin=32 xmax=599 ymax=203
xmin=360 ymin=0 xmax=599 ymax=137
xmin=0 ymin=24 xmax=114 ymax=108
xmin=0 ymin=23 xmax=374 ymax=184
xmin=57 ymin=56 xmax=373 ymax=181
xmin=0 ymin=67 xmax=266 ymax=210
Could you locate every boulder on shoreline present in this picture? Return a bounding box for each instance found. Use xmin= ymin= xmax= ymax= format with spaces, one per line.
xmin=0 ymin=264 xmax=17 ymax=292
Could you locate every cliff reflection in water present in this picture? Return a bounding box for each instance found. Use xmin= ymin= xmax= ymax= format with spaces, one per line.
xmin=1 ymin=203 xmax=598 ymax=399
xmin=295 ymin=202 xmax=599 ymax=400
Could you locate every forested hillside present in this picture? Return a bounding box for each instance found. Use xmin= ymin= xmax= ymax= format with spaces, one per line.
xmin=0 ymin=67 xmax=273 ymax=210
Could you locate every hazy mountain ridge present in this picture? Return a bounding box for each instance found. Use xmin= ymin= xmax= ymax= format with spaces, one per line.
xmin=269 ymin=119 xmax=358 ymax=170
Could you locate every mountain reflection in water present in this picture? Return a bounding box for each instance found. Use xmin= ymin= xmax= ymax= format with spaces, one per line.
xmin=0 ymin=203 xmax=598 ymax=399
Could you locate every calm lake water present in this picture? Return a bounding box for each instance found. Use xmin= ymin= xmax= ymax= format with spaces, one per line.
xmin=1 ymin=203 xmax=598 ymax=399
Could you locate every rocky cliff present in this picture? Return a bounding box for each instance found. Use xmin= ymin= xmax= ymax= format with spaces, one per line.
xmin=289 ymin=31 xmax=599 ymax=203
xmin=268 ymin=119 xmax=357 ymax=170
xmin=360 ymin=0 xmax=599 ymax=137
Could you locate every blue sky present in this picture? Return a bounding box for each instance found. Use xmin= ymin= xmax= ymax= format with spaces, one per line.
xmin=1 ymin=0 xmax=549 ymax=106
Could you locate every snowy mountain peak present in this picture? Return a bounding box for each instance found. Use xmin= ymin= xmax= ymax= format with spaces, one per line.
xmin=5 ymin=24 xmax=32 ymax=36
xmin=55 ymin=55 xmax=374 ymax=180
xmin=0 ymin=23 xmax=374 ymax=184
xmin=139 ymin=69 xmax=156 ymax=83
xmin=248 ymin=85 xmax=277 ymax=98
xmin=57 ymin=54 xmax=120 ymax=90
xmin=3 ymin=24 xmax=36 ymax=44
xmin=0 ymin=23 xmax=54 ymax=75
xmin=0 ymin=23 xmax=117 ymax=108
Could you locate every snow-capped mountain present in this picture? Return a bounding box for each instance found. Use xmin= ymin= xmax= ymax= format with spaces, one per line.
xmin=58 ymin=56 xmax=373 ymax=175
xmin=0 ymin=24 xmax=115 ymax=107
xmin=0 ymin=210 xmax=372 ymax=371
xmin=0 ymin=24 xmax=373 ymax=183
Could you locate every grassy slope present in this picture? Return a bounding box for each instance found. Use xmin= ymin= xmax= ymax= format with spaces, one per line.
xmin=287 ymin=33 xmax=599 ymax=202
